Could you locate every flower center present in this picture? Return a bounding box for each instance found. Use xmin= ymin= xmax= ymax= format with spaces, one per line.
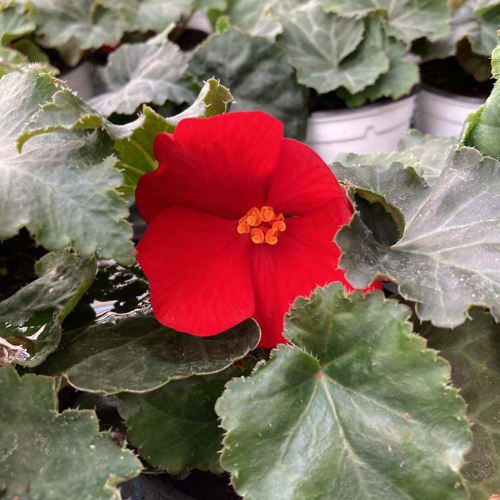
xmin=237 ymin=206 xmax=286 ymax=245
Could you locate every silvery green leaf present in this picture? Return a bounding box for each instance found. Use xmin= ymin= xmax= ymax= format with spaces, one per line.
xmin=418 ymin=0 xmax=500 ymax=60
xmin=320 ymin=0 xmax=450 ymax=43
xmin=277 ymin=8 xmax=389 ymax=94
xmin=0 ymin=69 xmax=134 ymax=264
xmin=29 ymin=0 xmax=125 ymax=66
xmin=336 ymin=146 xmax=500 ymax=328
xmin=0 ymin=2 xmax=35 ymax=45
xmin=89 ymin=41 xmax=194 ymax=117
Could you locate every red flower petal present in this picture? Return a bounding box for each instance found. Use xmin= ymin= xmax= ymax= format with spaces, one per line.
xmin=136 ymin=111 xmax=284 ymax=224
xmin=137 ymin=207 xmax=255 ymax=336
xmin=266 ymin=139 xmax=346 ymax=216
xmin=251 ymin=200 xmax=354 ymax=348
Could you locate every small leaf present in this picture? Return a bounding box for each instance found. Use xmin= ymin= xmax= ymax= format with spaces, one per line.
xmin=422 ymin=309 xmax=500 ymax=500
xmin=0 ymin=250 xmax=96 ymax=367
xmin=339 ymin=38 xmax=419 ymax=107
xmin=0 ymin=46 xmax=28 ymax=78
xmin=118 ymin=362 xmax=252 ymax=474
xmin=114 ymin=79 xmax=232 ymax=195
xmin=417 ymin=1 xmax=500 ymax=61
xmin=10 ymin=38 xmax=59 ymax=75
xmin=277 ymin=10 xmax=389 ymax=94
xmin=189 ymin=28 xmax=308 ymax=140
xmin=227 ymin=0 xmax=283 ymax=38
xmin=89 ymin=41 xmax=194 ymax=117
xmin=336 ymin=146 xmax=500 ymax=328
xmin=29 ymin=0 xmax=125 ymax=66
xmin=39 ymin=314 xmax=260 ymax=394
xmin=0 ymin=69 xmax=134 ymax=264
xmin=0 ymin=3 xmax=35 ymax=45
xmin=103 ymin=0 xmax=195 ymax=33
xmin=17 ymin=88 xmax=146 ymax=151
xmin=216 ymin=284 xmax=471 ymax=500
xmin=461 ymin=34 xmax=500 ymax=160
xmin=0 ymin=366 xmax=142 ymax=500
xmin=320 ymin=0 xmax=450 ymax=43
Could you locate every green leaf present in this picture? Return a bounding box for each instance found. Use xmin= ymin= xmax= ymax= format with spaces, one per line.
xmin=217 ymin=284 xmax=471 ymax=500
xmin=336 ymin=146 xmax=500 ymax=328
xmin=277 ymin=10 xmax=389 ymax=94
xmin=17 ymin=88 xmax=146 ymax=151
xmin=10 ymin=38 xmax=59 ymax=75
xmin=422 ymin=309 xmax=500 ymax=500
xmin=118 ymin=362 xmax=251 ymax=474
xmin=335 ymin=129 xmax=457 ymax=187
xmin=39 ymin=315 xmax=260 ymax=394
xmin=0 ymin=69 xmax=134 ymax=264
xmin=227 ymin=0 xmax=283 ymax=38
xmin=461 ymin=36 xmax=500 ymax=160
xmin=0 ymin=3 xmax=35 ymax=45
xmin=397 ymin=130 xmax=458 ymax=185
xmin=0 ymin=45 xmax=27 ymax=77
xmin=188 ymin=28 xmax=308 ymax=140
xmin=0 ymin=366 xmax=142 ymax=500
xmin=89 ymin=40 xmax=194 ymax=117
xmin=417 ymin=0 xmax=500 ymax=60
xmin=106 ymin=0 xmax=195 ymax=33
xmin=320 ymin=0 xmax=450 ymax=43
xmin=0 ymin=250 xmax=96 ymax=367
xmin=29 ymin=0 xmax=125 ymax=66
xmin=197 ymin=0 xmax=228 ymax=12
xmin=338 ymin=38 xmax=419 ymax=107
xmin=114 ymin=78 xmax=232 ymax=196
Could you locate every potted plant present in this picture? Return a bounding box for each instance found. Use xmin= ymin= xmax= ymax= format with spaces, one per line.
xmin=413 ymin=0 xmax=500 ymax=136
xmin=4 ymin=19 xmax=500 ymax=500
xmin=192 ymin=0 xmax=451 ymax=162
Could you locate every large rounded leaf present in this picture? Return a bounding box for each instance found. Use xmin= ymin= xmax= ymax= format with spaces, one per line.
xmin=39 ymin=314 xmax=260 ymax=394
xmin=423 ymin=309 xmax=500 ymax=500
xmin=89 ymin=41 xmax=194 ymax=117
xmin=0 ymin=366 xmax=142 ymax=500
xmin=216 ymin=284 xmax=471 ymax=500
xmin=336 ymin=147 xmax=500 ymax=329
xmin=0 ymin=69 xmax=134 ymax=264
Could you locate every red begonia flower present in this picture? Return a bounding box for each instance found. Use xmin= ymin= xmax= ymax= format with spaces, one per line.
xmin=136 ymin=111 xmax=379 ymax=347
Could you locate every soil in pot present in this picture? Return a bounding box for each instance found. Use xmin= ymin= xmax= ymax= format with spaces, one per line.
xmin=420 ymin=57 xmax=494 ymax=99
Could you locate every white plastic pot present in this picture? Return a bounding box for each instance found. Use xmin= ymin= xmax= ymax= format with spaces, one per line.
xmin=306 ymin=95 xmax=416 ymax=164
xmin=60 ymin=61 xmax=96 ymax=101
xmin=414 ymin=87 xmax=485 ymax=137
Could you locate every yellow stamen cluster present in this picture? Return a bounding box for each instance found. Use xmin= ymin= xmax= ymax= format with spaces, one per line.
xmin=237 ymin=206 xmax=286 ymax=245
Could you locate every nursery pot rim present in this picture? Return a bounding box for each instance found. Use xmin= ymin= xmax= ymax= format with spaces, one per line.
xmin=308 ymin=92 xmax=417 ymax=121
xmin=420 ymin=84 xmax=486 ymax=105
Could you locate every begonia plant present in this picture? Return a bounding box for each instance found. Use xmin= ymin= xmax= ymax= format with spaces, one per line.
xmin=3 ymin=20 xmax=500 ymax=500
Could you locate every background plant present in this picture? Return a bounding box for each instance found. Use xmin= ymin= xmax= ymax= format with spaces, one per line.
xmin=4 ymin=4 xmax=500 ymax=500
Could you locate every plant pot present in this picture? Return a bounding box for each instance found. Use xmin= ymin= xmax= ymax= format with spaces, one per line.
xmin=305 ymin=95 xmax=416 ymax=163
xmin=414 ymin=86 xmax=485 ymax=137
xmin=60 ymin=61 xmax=98 ymax=101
